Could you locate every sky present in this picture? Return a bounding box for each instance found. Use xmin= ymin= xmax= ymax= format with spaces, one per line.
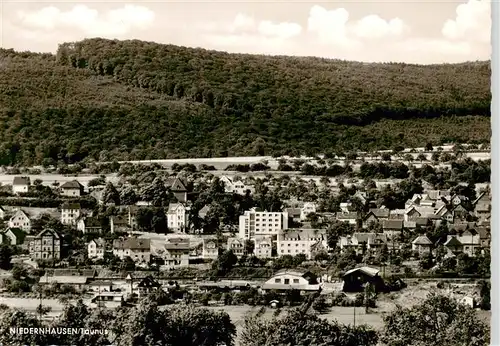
xmin=0 ymin=0 xmax=492 ymax=64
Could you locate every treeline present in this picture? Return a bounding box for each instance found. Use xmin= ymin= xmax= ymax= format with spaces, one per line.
xmin=0 ymin=39 xmax=491 ymax=166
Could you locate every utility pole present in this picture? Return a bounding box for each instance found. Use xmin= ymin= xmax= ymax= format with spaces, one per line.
xmin=353 ymin=304 xmax=356 ymax=328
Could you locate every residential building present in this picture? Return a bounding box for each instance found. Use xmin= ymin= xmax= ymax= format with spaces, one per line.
xmin=227 ymin=237 xmax=245 ymax=257
xmin=136 ymin=276 xmax=161 ymax=297
xmin=77 ymin=217 xmax=103 ymax=234
xmin=8 ymin=209 xmax=32 ymax=232
xmin=254 ymin=236 xmax=272 ymax=259
xmin=261 ymin=270 xmax=320 ymax=292
xmin=166 ymin=203 xmax=188 ymax=232
xmin=411 ymin=235 xmax=433 ymax=255
xmin=338 ymin=233 xmax=387 ymax=254
xmin=0 ymin=228 xmax=26 ymax=245
xmin=444 ymin=236 xmax=463 ymax=256
xmin=202 ymin=238 xmax=219 ymax=260
xmin=29 ymin=229 xmax=62 ymax=261
xmin=166 ymin=177 xmax=189 ymax=203
xmin=163 ymin=238 xmax=190 ymax=268
xmin=59 ymin=180 xmax=84 ymax=197
xmin=238 ymin=208 xmax=289 ymax=240
xmin=382 ymin=220 xmax=403 ymax=240
xmin=363 ymin=208 xmax=390 ymax=226
xmin=300 ymin=202 xmax=317 ymax=221
xmin=60 ymin=203 xmax=81 ymax=225
xmin=12 ymin=177 xmax=30 ymax=195
xmin=110 ymin=215 xmax=130 ymax=233
xmin=220 ymin=176 xmax=254 ymax=195
xmin=112 ymin=237 xmax=151 ymax=263
xmin=88 ymin=238 xmax=106 ymax=261
xmin=342 ymin=267 xmax=385 ymax=293
xmin=456 ymin=229 xmax=481 ymax=256
xmin=336 ymin=212 xmax=359 ymax=225
xmin=277 ymin=229 xmax=327 ymax=259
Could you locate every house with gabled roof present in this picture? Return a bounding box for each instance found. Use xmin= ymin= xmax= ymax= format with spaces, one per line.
xmin=0 ymin=227 xmax=26 ymax=246
xmin=88 ymin=238 xmax=107 ymax=260
xmin=136 ymin=276 xmax=161 ymax=297
xmin=404 ymin=207 xmax=421 ymax=222
xmin=29 ymin=229 xmax=62 ymax=261
xmin=254 ymin=236 xmax=273 ymax=259
xmin=277 ymin=229 xmax=327 ymax=259
xmin=444 ymin=235 xmax=463 ymax=256
xmin=162 ymin=238 xmax=190 ymax=268
xmin=166 ymin=203 xmax=188 ymax=232
xmin=382 ymin=220 xmax=403 ymax=239
xmin=411 ymin=235 xmax=432 ymax=255
xmin=8 ymin=209 xmax=32 ymax=232
xmin=220 ymin=175 xmax=254 ymax=195
xmin=112 ymin=237 xmax=151 ymax=263
xmin=59 ymin=180 xmax=84 ymax=197
xmin=339 ymin=232 xmax=387 ymax=254
xmin=456 ymin=228 xmax=481 ymax=257
xmin=77 ymin=216 xmax=103 ymax=234
xmin=261 ymin=269 xmax=320 ymax=292
xmin=202 ymin=238 xmax=219 ymax=260
xmin=227 ymin=237 xmax=245 ymax=257
xmin=12 ymin=176 xmax=30 ymax=195
xmin=363 ymin=208 xmax=390 ymax=228
xmin=165 ymin=177 xmax=188 ymax=203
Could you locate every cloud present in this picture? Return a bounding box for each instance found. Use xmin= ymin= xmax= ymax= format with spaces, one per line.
xmin=307 ymin=5 xmax=353 ymax=46
xmin=352 ymin=15 xmax=407 ymax=39
xmin=230 ymin=13 xmax=256 ymax=33
xmin=442 ymin=0 xmax=490 ymax=43
xmin=258 ymin=21 xmax=302 ymax=39
xmin=16 ymin=4 xmax=155 ymax=37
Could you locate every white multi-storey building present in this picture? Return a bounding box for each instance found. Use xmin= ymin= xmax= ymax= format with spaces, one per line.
xmin=238 ymin=208 xmax=288 ymax=240
xmin=166 ymin=203 xmax=188 ymax=232
xmin=60 ymin=203 xmax=81 ymax=225
xmin=277 ymin=229 xmax=327 ymax=259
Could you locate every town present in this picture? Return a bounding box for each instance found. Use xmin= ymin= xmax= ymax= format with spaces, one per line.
xmin=0 ymin=145 xmax=491 ymax=344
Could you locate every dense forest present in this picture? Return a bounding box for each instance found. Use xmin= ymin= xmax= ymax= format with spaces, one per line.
xmin=0 ymin=38 xmax=491 ymax=166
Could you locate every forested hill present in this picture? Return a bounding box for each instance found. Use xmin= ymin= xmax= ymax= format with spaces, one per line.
xmin=0 ymin=38 xmax=492 ymax=166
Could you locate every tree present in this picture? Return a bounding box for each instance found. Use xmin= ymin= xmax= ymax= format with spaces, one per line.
xmin=417 ymin=153 xmax=427 ymax=162
xmin=0 ymin=244 xmax=14 ymax=270
xmin=478 ymin=280 xmax=490 ymax=310
xmin=244 ymin=239 xmax=255 ymax=255
xmin=120 ymin=186 xmax=138 ymax=205
xmin=120 ymin=256 xmax=136 ymax=271
xmin=103 ymin=182 xmax=120 ymax=205
xmin=425 ymin=142 xmax=434 ymax=151
xmin=0 ymin=309 xmax=49 ymax=345
xmin=311 ymin=295 xmax=329 ymax=314
xmin=240 ymin=308 xmax=378 ymax=346
xmin=380 ymin=293 xmax=490 ymax=346
xmin=213 ymin=250 xmax=238 ymax=276
xmin=110 ymin=298 xmax=236 ymax=346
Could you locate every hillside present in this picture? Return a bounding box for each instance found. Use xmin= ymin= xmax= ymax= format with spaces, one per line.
xmin=0 ymin=38 xmax=491 ymax=166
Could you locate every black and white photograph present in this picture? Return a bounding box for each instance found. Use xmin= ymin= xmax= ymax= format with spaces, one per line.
xmin=0 ymin=0 xmax=493 ymax=345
